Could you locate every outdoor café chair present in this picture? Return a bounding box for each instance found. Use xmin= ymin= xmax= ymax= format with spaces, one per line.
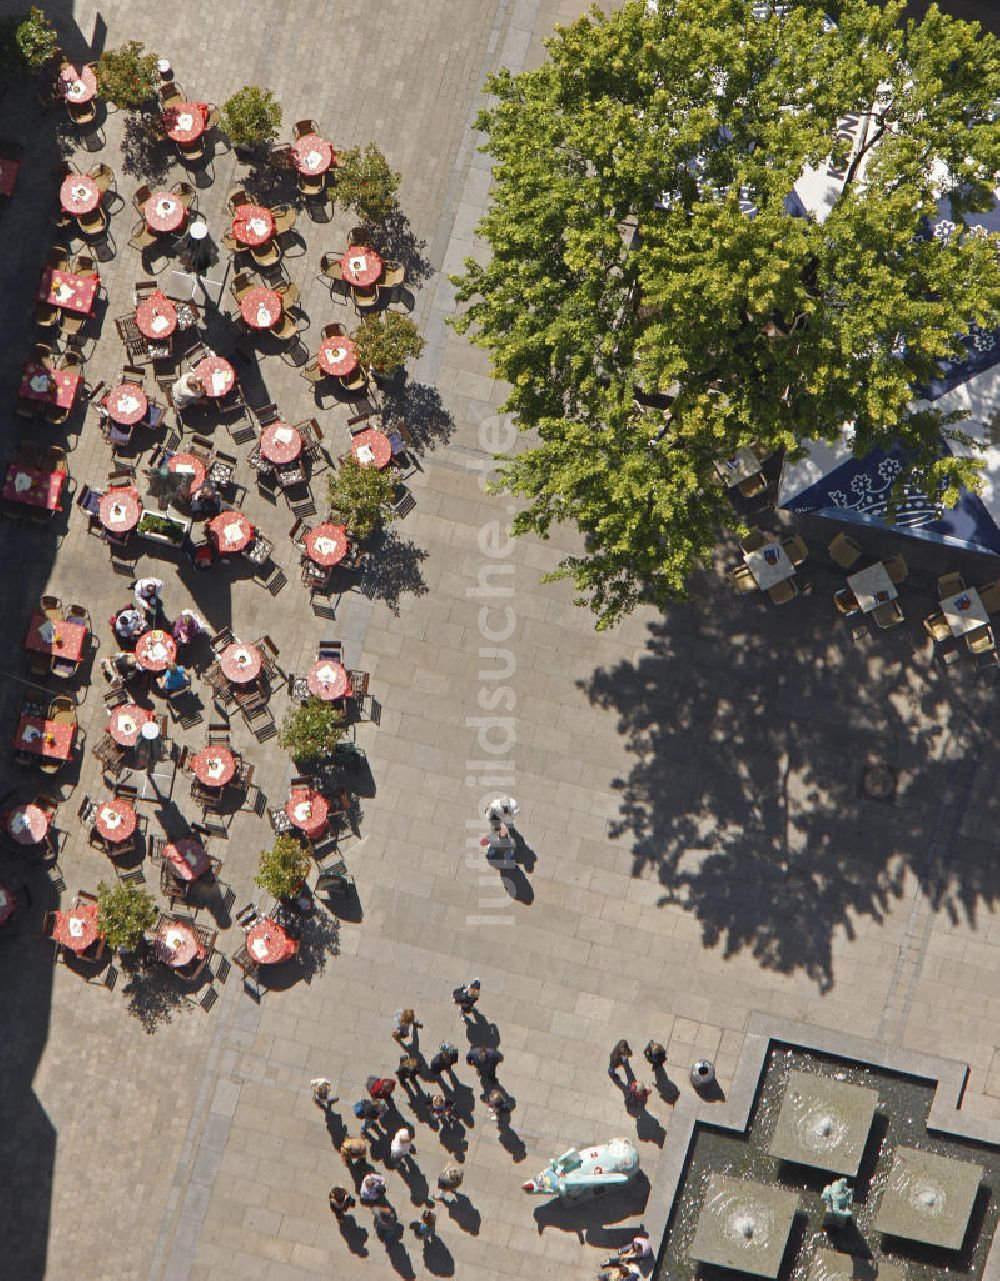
xmin=740 ymin=526 xmax=767 ymax=553
xmin=884 ymin=553 xmax=908 ymax=585
xmin=730 ymin=565 xmax=756 ymax=594
xmin=827 ymin=532 xmax=862 ymax=570
xmin=834 ymin=588 xmax=861 ymax=618
xmin=873 ymin=600 xmax=904 ymax=629
xmin=979 ymin=581 xmax=1000 ymax=614
xmin=937 ymin=572 xmax=965 ymax=599
xmin=768 ymin=578 xmax=799 ymax=606
xmin=967 ymin=624 xmax=995 ymax=655
xmin=923 ymin=610 xmax=951 ymax=643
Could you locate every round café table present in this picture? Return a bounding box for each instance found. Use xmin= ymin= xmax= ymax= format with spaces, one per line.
xmin=304 ymin=523 xmax=348 ymax=568
xmin=144 ymin=190 xmax=186 ymax=234
xmin=291 ymin=134 xmax=334 ymax=175
xmin=6 ymin=803 xmax=49 ymax=846
xmin=52 ymin=903 xmax=100 ymax=952
xmin=285 ymin=788 xmax=329 ymax=839
xmin=308 ymin=659 xmax=351 ymax=701
xmin=135 ymin=292 xmax=177 ymax=339
xmin=232 ymin=204 xmax=275 ymax=247
xmin=163 ymin=838 xmax=211 ymax=882
xmin=209 ymin=511 xmax=255 ymax=553
xmin=351 ymin=427 xmax=392 ymax=470
xmin=219 ymin=643 xmax=262 ymax=685
xmin=261 ymin=423 xmax=302 ymax=465
xmin=106 ymin=382 xmax=148 ymax=426
xmin=60 ymin=174 xmax=100 ymax=216
xmin=246 ymin=918 xmax=297 ymax=965
xmin=59 ymin=64 xmax=97 ymax=104
xmin=190 ymin=745 xmax=236 ymax=788
xmin=154 ymin=919 xmax=202 ymax=967
xmin=135 ymin=629 xmax=177 ymax=672
xmin=240 ymin=286 xmax=282 ymax=330
xmin=168 ymin=453 xmax=207 ymax=493
xmin=108 ymin=703 xmax=152 ymax=748
xmin=317 ymin=335 xmax=359 ymax=378
xmin=99 ymin=486 xmax=142 ymax=534
xmin=164 ymin=102 xmax=206 ymax=144
xmin=340 ymin=245 xmax=383 ymax=288
xmin=94 ymin=797 xmax=137 ymax=844
xmin=192 ymin=355 xmax=236 ymax=399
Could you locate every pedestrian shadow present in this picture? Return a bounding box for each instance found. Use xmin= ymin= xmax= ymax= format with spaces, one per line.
xmin=443 ymin=1192 xmax=480 ymax=1236
xmin=324 ymin=1107 xmax=348 ymax=1149
xmin=498 ymin=1117 xmax=527 ymax=1163
xmin=336 ymin=1212 xmax=369 ymax=1257
xmin=653 ymin=1068 xmax=680 ymax=1104
xmin=399 ymin=1160 xmax=430 ymax=1206
xmin=445 ymin=1079 xmax=476 ymax=1129
xmin=512 ymin=829 xmax=536 ymax=873
xmin=464 ymin=1018 xmax=501 ymax=1050
xmin=422 ymin=1236 xmax=455 ymax=1276
xmin=634 ymin=1108 xmax=666 ymax=1147
xmin=437 ymin=1120 xmax=468 ymax=1161
xmin=384 ymin=1235 xmax=415 ymax=1278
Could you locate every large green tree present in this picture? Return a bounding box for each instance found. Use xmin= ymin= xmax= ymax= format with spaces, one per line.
xmin=451 ymin=0 xmax=1000 ymax=628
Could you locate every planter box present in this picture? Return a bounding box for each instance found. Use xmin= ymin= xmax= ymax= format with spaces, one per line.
xmin=136 ymin=510 xmax=191 ymax=547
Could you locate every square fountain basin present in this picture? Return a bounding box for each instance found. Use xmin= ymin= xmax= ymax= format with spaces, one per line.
xmin=875 ymin=1146 xmax=982 ymax=1250
xmin=690 ymin=1174 xmax=799 ymax=1277
xmin=769 ymin=1071 xmax=879 ymax=1175
xmin=810 ymin=1248 xmax=908 ymax=1281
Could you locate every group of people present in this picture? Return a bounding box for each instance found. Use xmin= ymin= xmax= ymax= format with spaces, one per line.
xmin=109 ymin=577 xmax=204 ymax=695
xmin=597 ymin=1233 xmax=654 ymax=1280
xmin=607 ymin=1038 xmax=672 ymax=1111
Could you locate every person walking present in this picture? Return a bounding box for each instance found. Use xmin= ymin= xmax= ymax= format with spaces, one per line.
xmin=310 ymin=1078 xmax=338 ymax=1109
xmin=133 ymin=576 xmax=164 ymax=620
xmin=453 ymin=978 xmax=481 ymax=1018
xmin=359 ymin=1171 xmax=386 ymax=1203
xmin=430 ymin=1092 xmax=455 ymax=1127
xmin=329 ymin=1186 xmax=355 ymax=1218
xmin=608 ymin=1039 xmax=633 ymax=1079
xmin=373 ymin=1204 xmax=398 ymax=1240
xmin=436 ymin=1163 xmax=464 ymax=1202
xmin=392 ymin=1007 xmax=423 ymax=1045
xmin=389 ymin=1125 xmax=415 ymax=1166
xmin=486 ymin=1086 xmax=514 ymax=1125
xmin=429 ymin=1042 xmax=460 ymax=1078
xmin=353 ymin=1097 xmax=387 ymax=1138
xmin=397 ymin=1053 xmax=424 ymax=1100
xmin=339 ymin=1136 xmax=368 ymax=1167
xmin=366 ymin=1074 xmax=396 ymax=1102
xmin=626 ymin=1079 xmax=652 ymax=1110
xmin=410 ymin=1208 xmax=437 ymax=1240
xmin=466 ymin=1046 xmax=503 ymax=1076
xmin=643 ymin=1041 xmax=667 ymax=1069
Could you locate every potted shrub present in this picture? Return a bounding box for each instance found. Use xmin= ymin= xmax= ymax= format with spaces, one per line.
xmin=219 ymin=85 xmax=281 ymax=156
xmin=255 ymin=834 xmax=312 ymax=902
xmin=279 ymin=696 xmax=346 ymax=767
xmin=335 ymin=143 xmax=400 ymax=224
xmin=327 ymin=456 xmax=397 ymax=542
xmin=15 ymin=7 xmax=58 ymax=70
xmin=354 ymin=312 xmax=424 ymax=384
xmin=96 ymin=40 xmax=160 ymax=109
xmin=97 ymin=881 xmax=157 ymax=953
xmin=137 ymin=509 xmax=191 ymax=546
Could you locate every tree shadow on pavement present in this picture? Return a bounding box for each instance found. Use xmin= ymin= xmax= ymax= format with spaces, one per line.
xmin=381 ymin=378 xmax=454 ymax=453
xmin=358 ymin=528 xmax=428 ymax=614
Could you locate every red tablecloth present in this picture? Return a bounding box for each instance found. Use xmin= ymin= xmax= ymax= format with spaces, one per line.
xmin=154 ymin=919 xmax=204 ymax=967
xmin=52 ymin=902 xmax=100 ymax=952
xmin=24 ymin=612 xmax=87 ymax=660
xmin=291 ymin=134 xmax=334 ymax=175
xmin=6 ymin=804 xmax=48 ymax=845
xmin=163 ymin=838 xmax=211 ymax=882
xmin=340 ymin=245 xmax=383 ymax=288
xmin=192 ymin=355 xmax=236 ymax=399
xmin=18 ymin=363 xmax=80 ymax=409
xmin=190 ymin=745 xmax=236 ymax=787
xmin=134 ymin=629 xmax=177 ymax=672
xmin=164 ymin=102 xmax=206 ymax=144
xmin=219 ymin=643 xmax=262 ymax=685
xmin=14 ymin=715 xmax=75 ymax=760
xmin=304 ymin=523 xmax=349 ymax=568
xmin=351 ymin=428 xmax=392 ymax=470
xmin=106 ymin=383 xmax=148 ymax=427
xmin=99 ymin=486 xmax=142 ymax=533
xmin=38 ymin=268 xmax=98 ymax=314
xmin=108 ymin=703 xmax=152 ymax=748
xmin=260 ymin=423 xmax=302 ymax=465
xmin=285 ymin=788 xmax=329 ymax=839
xmin=144 ymin=190 xmax=186 ymax=233
xmin=3 ymin=465 xmax=66 ymax=510
xmin=209 ymin=511 xmax=254 ymax=552
xmin=307 ymin=659 xmax=352 ymax=701
xmin=232 ymin=203 xmax=275 ymax=247
xmin=60 ymin=174 xmax=99 ymax=215
xmin=317 ymin=335 xmax=359 ymax=377
xmin=136 ymin=292 xmax=177 ymax=339
xmin=240 ymin=286 xmax=282 ymax=330
xmin=94 ymin=798 xmax=137 ymax=843
xmin=246 ymin=918 xmax=298 ymax=965
xmin=59 ymin=64 xmax=97 ymax=103
xmin=168 ymin=453 xmax=207 ymax=492
xmin=0 ymin=156 xmax=20 ymax=197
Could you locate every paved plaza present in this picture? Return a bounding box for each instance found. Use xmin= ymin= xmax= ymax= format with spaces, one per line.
xmin=0 ymin=1 xmax=999 ymax=1279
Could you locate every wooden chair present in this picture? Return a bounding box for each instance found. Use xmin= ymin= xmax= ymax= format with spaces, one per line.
xmin=352 ymin=285 xmax=379 ymax=314
xmin=88 ymin=162 xmax=115 ymax=195
xmin=132 ymin=182 xmax=152 ymax=213
xmin=171 ymin=180 xmax=196 ymax=209
xmin=937 ymin=572 xmax=965 ymax=599
xmin=382 ymin=260 xmax=405 ymax=292
xmin=273 ymin=205 xmax=297 ymax=237
xmin=979 ymin=581 xmax=1000 ymax=614
xmin=129 ymin=221 xmax=159 ymax=253
xmin=782 ymin=534 xmax=808 ymax=567
xmin=967 ymin=624 xmax=995 ymax=655
xmin=738 ymin=472 xmax=767 ymax=499
xmin=923 ymin=610 xmax=951 ymax=642
xmin=740 ymin=527 xmax=767 ymax=554
xmin=828 ymin=531 xmax=863 ymax=570
xmin=320 ymin=253 xmax=345 ymax=281
xmin=834 ymin=588 xmax=861 ymax=618
xmin=226 ymin=186 xmax=249 ymax=212
xmin=883 ymin=553 xmax=908 ymax=585
xmin=77 ymin=206 xmax=108 ymax=238
xmin=873 ymin=600 xmax=904 ymax=630
xmin=768 ymin=578 xmax=799 ymax=606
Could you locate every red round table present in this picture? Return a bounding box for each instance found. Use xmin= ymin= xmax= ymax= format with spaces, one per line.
xmin=190 ymin=745 xmax=236 ymax=788
xmin=94 ymin=797 xmax=137 ymax=843
xmin=192 ymin=355 xmax=236 ymax=399
xmin=154 ymin=919 xmax=202 ymax=967
xmin=135 ymin=292 xmax=177 ymax=339
xmin=318 ymin=335 xmax=359 ymax=377
xmin=7 ymin=803 xmax=48 ymax=845
xmin=291 ymin=134 xmax=334 ymax=175
xmin=246 ymin=918 xmax=298 ymax=965
xmin=163 ymin=838 xmax=211 ymax=882
xmin=60 ymin=174 xmax=99 ymax=215
xmin=219 ymin=643 xmax=262 ymax=685
xmin=108 ymin=703 xmax=152 ymax=748
xmin=304 ymin=523 xmax=349 ymax=568
xmin=209 ymin=511 xmax=255 ymax=552
xmin=106 ymin=382 xmax=148 ymax=426
xmin=232 ymin=204 xmax=275 ymax=247
xmin=144 ymin=190 xmax=186 ymax=234
xmin=164 ymin=102 xmax=206 ymax=144
xmin=135 ymin=629 xmax=177 ymax=672
xmin=168 ymin=453 xmax=207 ymax=492
xmin=351 ymin=428 xmax=392 ymax=469
xmin=240 ymin=286 xmax=282 ymax=330
xmin=53 ymin=903 xmax=100 ymax=951
xmin=99 ymin=486 xmax=142 ymax=534
xmin=308 ymin=659 xmax=351 ymax=701
xmin=285 ymin=788 xmax=329 ymax=839
xmin=261 ymin=423 xmax=303 ymax=465
xmin=59 ymin=64 xmax=97 ymax=104
xmin=340 ymin=246 xmax=383 ymax=288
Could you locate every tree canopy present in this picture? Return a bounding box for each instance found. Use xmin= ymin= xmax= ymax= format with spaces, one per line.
xmin=451 ymin=0 xmax=1000 ymax=628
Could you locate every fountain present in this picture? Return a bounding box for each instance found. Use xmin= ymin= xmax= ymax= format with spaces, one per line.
xmin=769 ymin=1070 xmax=878 ymax=1175
xmin=689 ymin=1174 xmax=799 ymax=1276
xmin=875 ymin=1147 xmax=983 ymax=1250
xmin=810 ymin=1247 xmax=908 ymax=1281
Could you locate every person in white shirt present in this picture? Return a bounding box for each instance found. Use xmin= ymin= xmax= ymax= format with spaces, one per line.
xmin=133 ymin=577 xmax=164 ymax=618
xmin=389 ymin=1126 xmax=414 ymax=1165
xmin=171 ymin=371 xmax=205 ymax=409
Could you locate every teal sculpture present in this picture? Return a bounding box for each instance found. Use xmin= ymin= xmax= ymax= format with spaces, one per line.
xmin=822 ymin=1177 xmax=853 ymax=1224
xmin=521 ymin=1138 xmax=639 ymax=1198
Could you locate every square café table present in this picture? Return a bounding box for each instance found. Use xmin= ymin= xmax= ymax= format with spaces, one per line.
xmin=847 ymin=562 xmax=897 ymax=614
xmin=745 ymin=541 xmax=794 ymax=590
xmin=942 ymin=587 xmax=989 ymax=637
